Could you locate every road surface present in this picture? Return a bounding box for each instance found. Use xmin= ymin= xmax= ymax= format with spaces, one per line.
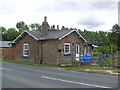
xmin=1 ymin=62 xmax=119 ymax=88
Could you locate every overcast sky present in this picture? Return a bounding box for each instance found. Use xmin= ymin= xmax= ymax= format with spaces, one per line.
xmin=0 ymin=0 xmax=119 ymax=31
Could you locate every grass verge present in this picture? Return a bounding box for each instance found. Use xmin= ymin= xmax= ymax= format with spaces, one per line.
xmin=1 ymin=59 xmax=119 ymax=76
xmin=1 ymin=59 xmax=58 ymax=68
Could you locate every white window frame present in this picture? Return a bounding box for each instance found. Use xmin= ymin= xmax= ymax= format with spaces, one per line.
xmin=64 ymin=43 xmax=70 ymax=54
xmin=76 ymin=44 xmax=80 ymax=54
xmin=23 ymin=43 xmax=29 ymax=57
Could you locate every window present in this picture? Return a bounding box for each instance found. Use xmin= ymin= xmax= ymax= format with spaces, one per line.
xmin=23 ymin=44 xmax=29 ymax=57
xmin=64 ymin=43 xmax=70 ymax=53
xmin=76 ymin=44 xmax=80 ymax=54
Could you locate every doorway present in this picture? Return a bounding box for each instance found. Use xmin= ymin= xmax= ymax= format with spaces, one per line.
xmin=76 ymin=44 xmax=80 ymax=61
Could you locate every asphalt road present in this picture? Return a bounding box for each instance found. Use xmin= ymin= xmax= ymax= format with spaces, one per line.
xmin=1 ymin=62 xmax=119 ymax=88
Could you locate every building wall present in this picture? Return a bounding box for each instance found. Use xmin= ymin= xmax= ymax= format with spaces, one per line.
xmin=41 ymin=40 xmax=58 ymax=65
xmin=57 ymin=32 xmax=85 ymax=65
xmin=14 ymin=31 xmax=86 ymax=65
xmin=15 ymin=33 xmax=39 ymax=62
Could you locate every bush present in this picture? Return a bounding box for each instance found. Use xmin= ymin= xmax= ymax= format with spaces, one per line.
xmin=98 ymin=45 xmax=118 ymax=54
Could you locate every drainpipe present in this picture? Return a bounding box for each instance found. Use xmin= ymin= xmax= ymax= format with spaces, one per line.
xmin=57 ymin=40 xmax=59 ymax=65
xmin=38 ymin=40 xmax=40 ymax=63
xmin=40 ymin=40 xmax=43 ymax=64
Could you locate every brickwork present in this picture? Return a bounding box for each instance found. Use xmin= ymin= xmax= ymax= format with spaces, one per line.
xmin=15 ymin=33 xmax=39 ymax=62
xmin=58 ymin=31 xmax=85 ymax=65
xmin=15 ymin=31 xmax=86 ymax=65
xmin=41 ymin=40 xmax=58 ymax=65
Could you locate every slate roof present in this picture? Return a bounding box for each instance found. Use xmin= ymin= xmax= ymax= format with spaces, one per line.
xmin=0 ymin=41 xmax=12 ymax=48
xmin=13 ymin=29 xmax=87 ymax=43
xmin=27 ymin=30 xmax=74 ymax=40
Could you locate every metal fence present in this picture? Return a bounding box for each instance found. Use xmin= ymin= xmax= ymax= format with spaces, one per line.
xmin=79 ymin=51 xmax=120 ymax=67
xmin=98 ymin=52 xmax=120 ymax=67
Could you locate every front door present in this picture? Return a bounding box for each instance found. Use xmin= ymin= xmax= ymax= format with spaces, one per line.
xmin=76 ymin=44 xmax=80 ymax=61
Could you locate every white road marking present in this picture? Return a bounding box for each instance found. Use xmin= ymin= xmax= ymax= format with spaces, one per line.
xmin=42 ymin=76 xmax=111 ymax=88
xmin=0 ymin=68 xmax=12 ymax=71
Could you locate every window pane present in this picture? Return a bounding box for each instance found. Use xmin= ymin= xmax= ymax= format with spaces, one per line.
xmin=23 ymin=44 xmax=29 ymax=56
xmin=24 ymin=45 xmax=28 ymax=49
xmin=24 ymin=50 xmax=28 ymax=56
xmin=64 ymin=43 xmax=70 ymax=53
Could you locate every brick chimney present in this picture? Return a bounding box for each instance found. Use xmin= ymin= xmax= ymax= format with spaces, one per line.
xmin=41 ymin=16 xmax=49 ymax=37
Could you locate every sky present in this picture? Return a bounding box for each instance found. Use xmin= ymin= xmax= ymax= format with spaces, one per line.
xmin=0 ymin=0 xmax=119 ymax=31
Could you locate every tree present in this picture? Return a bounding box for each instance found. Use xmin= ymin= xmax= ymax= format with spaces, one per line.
xmin=0 ymin=26 xmax=6 ymax=34
xmin=0 ymin=26 xmax=7 ymax=40
xmin=29 ymin=23 xmax=41 ymax=31
xmin=3 ymin=28 xmax=19 ymax=41
xmin=109 ymin=24 xmax=120 ymax=51
xmin=16 ymin=21 xmax=29 ymax=33
xmin=61 ymin=26 xmax=69 ymax=30
xmin=98 ymin=45 xmax=111 ymax=54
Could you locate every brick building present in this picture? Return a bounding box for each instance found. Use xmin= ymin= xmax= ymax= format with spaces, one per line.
xmin=13 ymin=16 xmax=92 ymax=65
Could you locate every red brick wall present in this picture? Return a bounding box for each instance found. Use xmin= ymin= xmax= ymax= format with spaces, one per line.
xmin=14 ymin=31 xmax=86 ymax=65
xmin=15 ymin=33 xmax=39 ymax=62
xmin=58 ymin=31 xmax=85 ymax=65
xmin=41 ymin=40 xmax=58 ymax=65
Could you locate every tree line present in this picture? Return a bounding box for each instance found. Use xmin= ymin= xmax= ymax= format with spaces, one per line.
xmin=1 ymin=21 xmax=120 ymax=53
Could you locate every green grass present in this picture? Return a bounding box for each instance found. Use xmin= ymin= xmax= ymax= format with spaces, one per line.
xmin=1 ymin=59 xmax=119 ymax=76
xmin=1 ymin=59 xmax=58 ymax=68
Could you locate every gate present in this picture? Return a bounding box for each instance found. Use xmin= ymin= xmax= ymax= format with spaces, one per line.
xmin=98 ymin=52 xmax=120 ymax=67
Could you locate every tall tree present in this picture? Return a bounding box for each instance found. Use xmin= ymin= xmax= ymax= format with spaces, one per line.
xmin=0 ymin=26 xmax=6 ymax=34
xmin=61 ymin=26 xmax=69 ymax=30
xmin=29 ymin=23 xmax=41 ymax=31
xmin=3 ymin=28 xmax=19 ymax=41
xmin=0 ymin=26 xmax=7 ymax=40
xmin=109 ymin=24 xmax=120 ymax=50
xmin=16 ymin=21 xmax=29 ymax=33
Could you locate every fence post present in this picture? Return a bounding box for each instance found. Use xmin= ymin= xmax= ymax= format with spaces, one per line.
xmin=112 ymin=53 xmax=115 ymax=67
xmin=98 ymin=54 xmax=103 ymax=67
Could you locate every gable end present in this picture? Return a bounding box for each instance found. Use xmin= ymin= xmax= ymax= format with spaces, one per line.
xmin=59 ymin=30 xmax=87 ymax=42
xmin=12 ymin=30 xmax=38 ymax=43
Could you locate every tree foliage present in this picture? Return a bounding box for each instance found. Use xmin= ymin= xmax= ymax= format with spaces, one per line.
xmin=29 ymin=23 xmax=41 ymax=31
xmin=0 ymin=26 xmax=7 ymax=34
xmin=16 ymin=21 xmax=29 ymax=33
xmin=109 ymin=24 xmax=120 ymax=50
xmin=1 ymin=21 xmax=120 ymax=53
xmin=3 ymin=28 xmax=19 ymax=41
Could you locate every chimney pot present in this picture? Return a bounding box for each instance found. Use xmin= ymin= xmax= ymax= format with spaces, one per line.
xmin=44 ymin=16 xmax=47 ymax=22
xmin=57 ymin=25 xmax=59 ymax=30
xmin=53 ymin=25 xmax=55 ymax=29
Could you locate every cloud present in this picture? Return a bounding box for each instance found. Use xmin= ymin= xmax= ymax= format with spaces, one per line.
xmin=118 ymin=1 xmax=120 ymax=25
xmin=50 ymin=2 xmax=92 ymax=12
xmin=77 ymin=14 xmax=106 ymax=29
xmin=89 ymin=2 xmax=117 ymax=10
xmin=0 ymin=0 xmax=118 ymax=31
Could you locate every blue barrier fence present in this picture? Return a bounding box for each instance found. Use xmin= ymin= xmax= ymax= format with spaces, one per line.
xmin=80 ymin=54 xmax=92 ymax=65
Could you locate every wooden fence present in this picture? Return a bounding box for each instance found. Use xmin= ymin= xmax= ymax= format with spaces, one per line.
xmin=0 ymin=48 xmax=15 ymax=60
